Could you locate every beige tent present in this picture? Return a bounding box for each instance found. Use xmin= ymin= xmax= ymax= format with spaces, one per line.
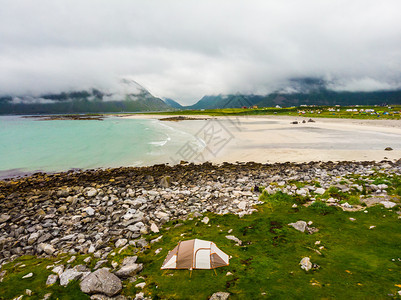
xmin=161 ymin=239 xmax=229 ymax=270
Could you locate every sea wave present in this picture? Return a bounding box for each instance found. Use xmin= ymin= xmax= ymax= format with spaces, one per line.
xmin=155 ymin=120 xmax=206 ymax=153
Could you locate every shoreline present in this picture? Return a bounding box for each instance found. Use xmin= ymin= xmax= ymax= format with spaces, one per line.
xmin=1 ymin=114 xmax=401 ymax=180
xmin=125 ymin=114 xmax=401 ymax=164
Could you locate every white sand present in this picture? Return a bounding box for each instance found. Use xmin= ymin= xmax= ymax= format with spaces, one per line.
xmin=123 ymin=114 xmax=401 ymax=163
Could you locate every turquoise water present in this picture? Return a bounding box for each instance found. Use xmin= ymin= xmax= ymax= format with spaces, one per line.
xmin=0 ymin=116 xmax=204 ymax=177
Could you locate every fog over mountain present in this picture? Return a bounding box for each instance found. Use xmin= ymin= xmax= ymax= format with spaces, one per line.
xmin=1 ymin=1 xmax=401 ymax=105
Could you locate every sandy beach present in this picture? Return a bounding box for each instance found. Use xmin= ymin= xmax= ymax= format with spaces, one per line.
xmin=124 ymin=114 xmax=401 ymax=164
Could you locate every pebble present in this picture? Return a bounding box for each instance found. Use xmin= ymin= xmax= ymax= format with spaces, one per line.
xmin=225 ymin=235 xmax=242 ymax=246
xmin=202 ymin=217 xmax=210 ymax=224
xmin=22 ymin=272 xmax=33 ymax=279
xmin=135 ymin=282 xmax=146 ymax=289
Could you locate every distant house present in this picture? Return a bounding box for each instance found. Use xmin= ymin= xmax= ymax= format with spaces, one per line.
xmin=242 ymin=106 xmax=247 ymax=109
xmin=252 ymin=105 xmax=258 ymax=109
xmin=275 ymin=105 xmax=281 ymax=108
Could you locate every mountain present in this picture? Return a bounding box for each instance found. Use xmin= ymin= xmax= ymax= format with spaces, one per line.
xmin=187 ymin=78 xmax=401 ymax=109
xmin=163 ymin=98 xmax=183 ymax=109
xmin=256 ymin=90 xmax=401 ymax=107
xmin=188 ymin=94 xmax=265 ymax=109
xmin=0 ymin=79 xmax=172 ymax=114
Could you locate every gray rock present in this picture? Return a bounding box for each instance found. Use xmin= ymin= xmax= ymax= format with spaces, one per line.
xmin=315 ymin=188 xmax=325 ymax=195
xmin=160 ymin=176 xmax=171 ymax=188
xmin=155 ymin=211 xmax=169 ymax=219
xmin=60 ymin=267 xmax=90 ymax=286
xmin=58 ymin=205 xmax=68 ymax=213
xmin=296 ymin=188 xmax=308 ymax=196
xmin=46 ymin=274 xmax=58 ymax=286
xmin=225 ymin=235 xmax=242 ymax=246
xmin=52 ymin=265 xmax=64 ymax=276
xmin=22 ymin=272 xmax=33 ymax=279
xmin=237 ymin=201 xmax=247 ymax=210
xmin=28 ymin=232 xmax=41 ymax=245
xmin=127 ymin=222 xmax=145 ymax=233
xmin=289 ymin=221 xmax=307 ymax=233
xmin=85 ymin=207 xmax=95 ymax=216
xmin=209 ymin=292 xmax=230 ymax=300
xmin=85 ymin=188 xmax=98 ymax=197
xmin=135 ymin=282 xmax=146 ymax=289
xmin=84 ymin=257 xmax=92 ymax=264
xmin=150 ymin=223 xmax=159 ymax=233
xmin=37 ymin=233 xmax=52 ymax=244
xmin=38 ymin=243 xmax=56 ymax=255
xmin=150 ymin=236 xmax=163 ymax=244
xmin=43 ymin=293 xmax=52 ymax=300
xmin=0 ymin=270 xmax=7 ymax=283
xmin=90 ymin=295 xmax=127 ymax=300
xmin=300 ymin=257 xmax=312 ymax=271
xmin=80 ymin=268 xmax=122 ymax=297
xmin=115 ymin=263 xmax=143 ymax=278
xmin=134 ymin=292 xmax=145 ymax=300
xmin=121 ymin=256 xmax=138 ymax=266
xmin=94 ymin=260 xmax=108 ymax=270
xmin=67 ymin=256 xmax=76 ymax=264
xmin=115 ymin=239 xmax=128 ymax=248
xmin=380 ymin=201 xmax=396 ymax=208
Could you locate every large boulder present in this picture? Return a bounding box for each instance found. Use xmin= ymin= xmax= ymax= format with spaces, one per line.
xmin=80 ymin=268 xmax=122 ymax=297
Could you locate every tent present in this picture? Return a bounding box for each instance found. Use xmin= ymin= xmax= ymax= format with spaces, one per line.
xmin=161 ymin=239 xmax=229 ymax=270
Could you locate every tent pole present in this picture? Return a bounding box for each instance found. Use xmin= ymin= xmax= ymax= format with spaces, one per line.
xmin=213 ymin=268 xmax=217 ymax=276
xmin=190 ymin=269 xmax=193 ymax=278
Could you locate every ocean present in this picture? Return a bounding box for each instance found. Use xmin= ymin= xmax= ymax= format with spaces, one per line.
xmin=0 ymin=116 xmax=204 ymax=178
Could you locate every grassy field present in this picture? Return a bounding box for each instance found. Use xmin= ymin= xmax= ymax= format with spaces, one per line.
xmin=140 ymin=105 xmax=401 ymax=120
xmin=1 ymin=185 xmax=401 ymax=299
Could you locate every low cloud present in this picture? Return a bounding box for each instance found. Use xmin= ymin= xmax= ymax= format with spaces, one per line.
xmin=0 ymin=0 xmax=400 ymax=105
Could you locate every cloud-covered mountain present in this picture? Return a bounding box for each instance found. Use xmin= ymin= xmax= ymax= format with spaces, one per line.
xmin=186 ymin=78 xmax=401 ymax=109
xmin=0 ymin=79 xmax=172 ymax=114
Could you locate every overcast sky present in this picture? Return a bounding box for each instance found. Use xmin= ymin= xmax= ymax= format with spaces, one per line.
xmin=1 ymin=0 xmax=401 ymax=104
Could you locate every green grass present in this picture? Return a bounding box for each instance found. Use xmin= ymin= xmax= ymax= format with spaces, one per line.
xmin=310 ymin=200 xmax=337 ymax=215
xmin=137 ymin=105 xmax=401 ymax=120
xmin=2 ymin=193 xmax=401 ymax=299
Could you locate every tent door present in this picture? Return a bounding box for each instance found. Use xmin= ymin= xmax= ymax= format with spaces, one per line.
xmin=195 ymin=249 xmax=211 ymax=269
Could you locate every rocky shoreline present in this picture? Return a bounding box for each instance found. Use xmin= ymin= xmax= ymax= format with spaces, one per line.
xmin=1 ymin=160 xmax=401 ymax=298
xmin=158 ymin=116 xmax=210 ymax=121
xmin=23 ymin=115 xmax=105 ymax=121
xmin=2 ymin=160 xmax=401 ymax=262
